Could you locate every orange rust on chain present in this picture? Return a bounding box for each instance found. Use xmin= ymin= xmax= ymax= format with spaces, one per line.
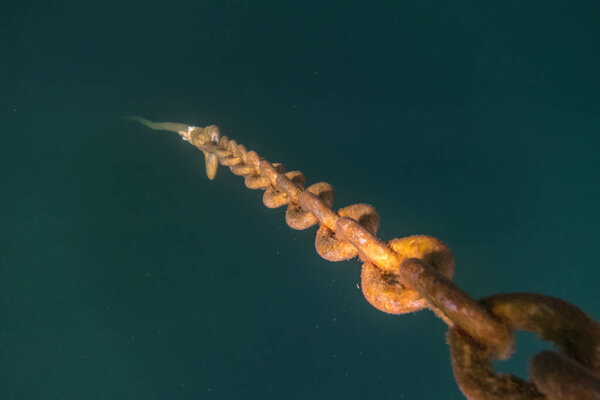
xmin=315 ymin=203 xmax=379 ymax=261
xmin=530 ymin=350 xmax=600 ymax=400
xmin=448 ymin=293 xmax=600 ymax=400
xmin=287 ymin=182 xmax=335 ymax=230
xmin=129 ymin=118 xmax=600 ymax=400
xmin=400 ymin=257 xmax=513 ymax=358
xmin=360 ymin=237 xmax=453 ymax=312
xmin=298 ymin=190 xmax=339 ymax=231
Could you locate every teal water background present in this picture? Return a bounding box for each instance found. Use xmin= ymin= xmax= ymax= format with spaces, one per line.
xmin=2 ymin=2 xmax=599 ymax=399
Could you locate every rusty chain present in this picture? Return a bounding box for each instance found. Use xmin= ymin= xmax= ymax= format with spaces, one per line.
xmin=130 ymin=117 xmax=600 ymax=400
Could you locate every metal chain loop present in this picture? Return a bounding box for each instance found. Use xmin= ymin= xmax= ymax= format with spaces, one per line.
xmin=263 ymin=171 xmax=305 ymax=208
xmin=448 ymin=293 xmax=600 ymax=400
xmin=316 ymin=203 xmax=379 ymax=261
xmin=530 ymin=350 xmax=600 ymax=400
xmin=361 ymin=236 xmax=454 ymax=314
xmin=286 ymin=182 xmax=335 ymax=230
xmin=130 ymin=118 xmax=600 ymax=400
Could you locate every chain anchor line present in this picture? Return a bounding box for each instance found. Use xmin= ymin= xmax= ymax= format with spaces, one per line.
xmin=130 ymin=117 xmax=600 ymax=400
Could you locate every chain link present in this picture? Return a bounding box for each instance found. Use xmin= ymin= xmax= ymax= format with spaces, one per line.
xmin=132 ymin=118 xmax=600 ymax=399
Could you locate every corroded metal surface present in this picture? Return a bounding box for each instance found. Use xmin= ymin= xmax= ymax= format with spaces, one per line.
xmin=130 ymin=117 xmax=600 ymax=399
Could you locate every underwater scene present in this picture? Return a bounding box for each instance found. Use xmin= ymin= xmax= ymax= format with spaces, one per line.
xmin=2 ymin=2 xmax=599 ymax=399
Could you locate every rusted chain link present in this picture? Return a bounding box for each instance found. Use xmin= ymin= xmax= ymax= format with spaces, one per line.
xmin=448 ymin=293 xmax=600 ymax=400
xmin=130 ymin=117 xmax=600 ymax=400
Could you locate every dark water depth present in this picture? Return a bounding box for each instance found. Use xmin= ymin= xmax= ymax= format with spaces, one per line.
xmin=1 ymin=2 xmax=599 ymax=399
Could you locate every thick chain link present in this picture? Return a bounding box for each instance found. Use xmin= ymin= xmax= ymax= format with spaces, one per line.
xmin=133 ymin=118 xmax=600 ymax=399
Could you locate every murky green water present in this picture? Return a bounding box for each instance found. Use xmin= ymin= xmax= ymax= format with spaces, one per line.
xmin=2 ymin=2 xmax=599 ymax=399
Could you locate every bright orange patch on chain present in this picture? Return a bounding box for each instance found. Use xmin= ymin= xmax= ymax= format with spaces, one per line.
xmin=361 ymin=235 xmax=454 ymax=314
